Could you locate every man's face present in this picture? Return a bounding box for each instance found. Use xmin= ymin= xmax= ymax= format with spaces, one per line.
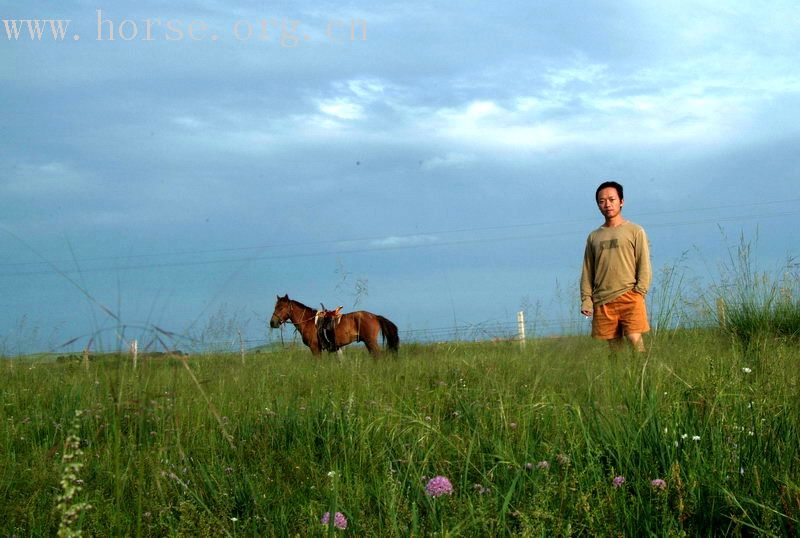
xmin=596 ymin=187 xmax=623 ymax=219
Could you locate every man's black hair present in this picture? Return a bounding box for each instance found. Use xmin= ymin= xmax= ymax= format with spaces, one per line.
xmin=596 ymin=181 xmax=623 ymax=201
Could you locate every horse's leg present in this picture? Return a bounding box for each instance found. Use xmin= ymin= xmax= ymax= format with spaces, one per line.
xmin=311 ymin=325 xmax=329 ymax=356
xmin=361 ymin=317 xmax=382 ymax=356
xmin=301 ymin=335 xmax=320 ymax=355
xmin=305 ymin=333 xmax=322 ymax=356
xmin=364 ymin=337 xmax=381 ymax=356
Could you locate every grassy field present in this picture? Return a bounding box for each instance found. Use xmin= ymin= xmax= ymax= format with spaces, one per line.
xmin=2 ymin=327 xmax=799 ymax=536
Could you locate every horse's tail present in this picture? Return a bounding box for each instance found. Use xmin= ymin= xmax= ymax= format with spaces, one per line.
xmin=377 ymin=315 xmax=399 ymax=352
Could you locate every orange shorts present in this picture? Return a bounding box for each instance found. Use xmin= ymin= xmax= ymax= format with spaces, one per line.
xmin=592 ymin=290 xmax=650 ymax=340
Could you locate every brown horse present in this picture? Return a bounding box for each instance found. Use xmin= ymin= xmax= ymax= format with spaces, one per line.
xmin=269 ymin=294 xmax=399 ymax=355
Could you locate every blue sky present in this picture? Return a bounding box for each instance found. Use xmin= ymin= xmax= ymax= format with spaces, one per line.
xmin=2 ymin=1 xmax=799 ymax=353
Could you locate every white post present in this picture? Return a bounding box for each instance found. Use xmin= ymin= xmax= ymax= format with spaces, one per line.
xmin=238 ymin=330 xmax=245 ymax=364
xmin=131 ymin=339 xmax=138 ymax=370
xmin=517 ymin=311 xmax=526 ymax=349
xmin=716 ymin=298 xmax=726 ymax=328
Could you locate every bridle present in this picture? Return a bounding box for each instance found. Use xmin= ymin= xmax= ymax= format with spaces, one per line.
xmin=272 ymin=300 xmax=317 ymax=328
xmin=273 ymin=301 xmax=293 ymax=327
xmin=270 ymin=300 xmax=295 ymax=349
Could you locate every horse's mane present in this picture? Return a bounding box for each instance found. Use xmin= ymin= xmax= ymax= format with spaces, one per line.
xmin=286 ymin=296 xmax=314 ymax=312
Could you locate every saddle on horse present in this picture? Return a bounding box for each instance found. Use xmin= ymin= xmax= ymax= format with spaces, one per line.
xmin=315 ymin=304 xmax=343 ymax=352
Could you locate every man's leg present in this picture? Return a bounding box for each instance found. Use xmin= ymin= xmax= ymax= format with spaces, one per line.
xmin=625 ymin=332 xmax=645 ymax=353
xmin=608 ymin=337 xmax=626 ymax=353
xmin=618 ymin=291 xmax=648 ymax=353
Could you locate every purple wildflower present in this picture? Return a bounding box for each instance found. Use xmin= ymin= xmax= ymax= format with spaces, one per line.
xmin=650 ymin=478 xmax=667 ymax=491
xmin=321 ymin=511 xmax=348 ymax=530
xmin=612 ymin=476 xmax=626 ymax=488
xmin=425 ymin=476 xmax=454 ymax=497
xmin=525 ymin=462 xmax=534 ymax=470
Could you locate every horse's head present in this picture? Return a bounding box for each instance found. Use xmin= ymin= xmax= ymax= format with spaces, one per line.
xmin=269 ymin=294 xmax=292 ymax=328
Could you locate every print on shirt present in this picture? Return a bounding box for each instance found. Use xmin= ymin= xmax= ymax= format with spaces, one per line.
xmin=599 ymin=239 xmax=619 ymax=250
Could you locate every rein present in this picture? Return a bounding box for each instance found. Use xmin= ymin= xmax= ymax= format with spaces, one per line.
xmin=278 ymin=300 xmax=317 ymax=329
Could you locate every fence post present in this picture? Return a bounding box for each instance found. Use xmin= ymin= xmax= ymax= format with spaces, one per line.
xmin=517 ymin=311 xmax=526 ymax=349
xmin=716 ymin=298 xmax=726 ymax=328
xmin=131 ymin=339 xmax=138 ymax=370
xmin=238 ymin=330 xmax=245 ymax=365
xmin=780 ymin=287 xmax=791 ymax=303
xmin=83 ymin=347 xmax=90 ymax=370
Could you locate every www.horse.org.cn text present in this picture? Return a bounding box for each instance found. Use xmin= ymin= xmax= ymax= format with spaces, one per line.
xmin=2 ymin=10 xmax=367 ymax=46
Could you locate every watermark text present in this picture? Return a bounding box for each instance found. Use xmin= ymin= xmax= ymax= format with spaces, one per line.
xmin=3 ymin=10 xmax=367 ymax=46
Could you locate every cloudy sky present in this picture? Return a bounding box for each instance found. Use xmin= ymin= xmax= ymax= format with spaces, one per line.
xmin=2 ymin=1 xmax=799 ymax=353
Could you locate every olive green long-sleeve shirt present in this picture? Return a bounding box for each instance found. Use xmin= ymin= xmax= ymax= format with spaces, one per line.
xmin=580 ymin=221 xmax=651 ymax=312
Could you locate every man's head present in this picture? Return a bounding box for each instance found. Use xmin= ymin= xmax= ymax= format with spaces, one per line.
xmin=595 ymin=181 xmax=624 ymax=221
xmin=595 ymin=181 xmax=623 ymax=202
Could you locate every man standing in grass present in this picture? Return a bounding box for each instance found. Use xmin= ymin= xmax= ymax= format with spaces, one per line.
xmin=580 ymin=181 xmax=652 ymax=353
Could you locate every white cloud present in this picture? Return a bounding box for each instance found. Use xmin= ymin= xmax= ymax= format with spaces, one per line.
xmin=172 ymin=116 xmax=206 ymax=129
xmin=544 ymin=64 xmax=608 ymax=88
xmin=369 ymin=234 xmax=440 ymax=248
xmin=155 ymin=44 xmax=800 ymax=160
xmin=313 ymin=77 xmax=397 ymax=122
xmin=421 ymin=153 xmax=477 ymax=170
xmin=317 ymin=98 xmax=364 ymax=120
xmin=299 ymin=3 xmax=429 ymax=26
xmin=409 ymin=45 xmax=800 ymax=153
xmin=513 ymin=96 xmax=567 ymax=114
xmin=424 ymin=99 xmax=569 ymax=151
xmin=2 ymin=162 xmax=89 ymax=195
xmin=633 ymin=1 xmax=800 ymax=53
xmin=464 ymin=100 xmax=502 ymax=119
xmin=346 ymin=78 xmax=386 ymax=100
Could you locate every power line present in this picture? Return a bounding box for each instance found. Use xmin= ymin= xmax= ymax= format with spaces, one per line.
xmin=1 ymin=197 xmax=798 ymax=270
xmin=1 ymin=207 xmax=798 ymax=278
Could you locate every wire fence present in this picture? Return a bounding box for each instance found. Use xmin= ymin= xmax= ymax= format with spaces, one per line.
xmin=0 ymin=290 xmax=725 ymax=358
xmin=17 ymin=305 xmax=715 ymax=358
xmin=2 ymin=198 xmax=796 ymax=358
xmin=3 ymin=316 xmax=575 ymax=357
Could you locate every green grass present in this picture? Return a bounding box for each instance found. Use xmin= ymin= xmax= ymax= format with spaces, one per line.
xmin=709 ymin=234 xmax=800 ymax=354
xmin=2 ymin=330 xmax=799 ymax=537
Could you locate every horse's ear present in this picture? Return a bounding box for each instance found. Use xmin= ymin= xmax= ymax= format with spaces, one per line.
xmin=283 ymin=293 xmax=289 ymax=299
